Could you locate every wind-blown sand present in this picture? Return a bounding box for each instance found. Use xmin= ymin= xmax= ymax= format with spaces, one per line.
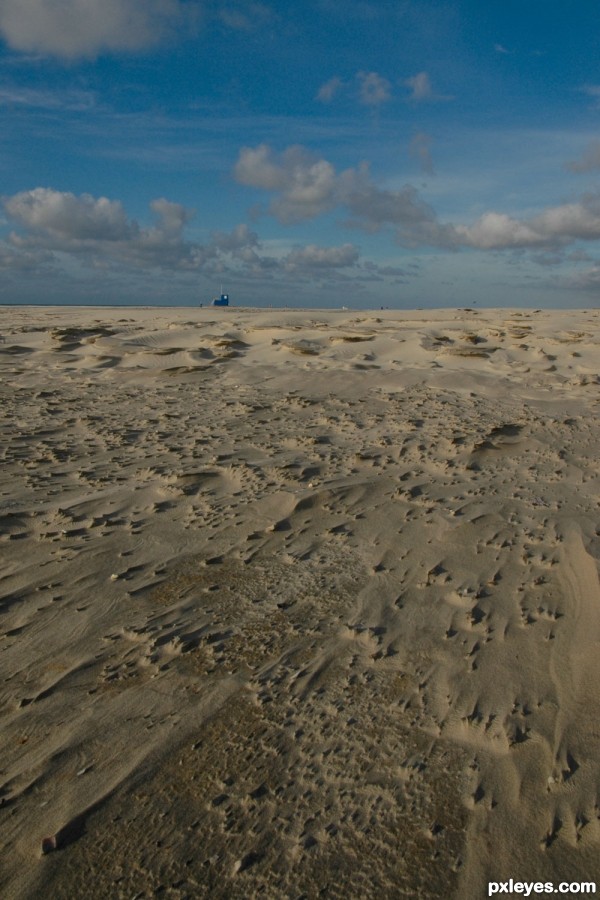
xmin=1 ymin=305 xmax=599 ymax=899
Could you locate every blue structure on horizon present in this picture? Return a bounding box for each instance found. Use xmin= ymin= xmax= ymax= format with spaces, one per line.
xmin=212 ymin=291 xmax=229 ymax=307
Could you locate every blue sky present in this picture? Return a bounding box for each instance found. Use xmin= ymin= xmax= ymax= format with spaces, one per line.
xmin=2 ymin=1 xmax=600 ymax=308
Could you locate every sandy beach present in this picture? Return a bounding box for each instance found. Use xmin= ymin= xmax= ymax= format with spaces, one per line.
xmin=1 ymin=304 xmax=599 ymax=899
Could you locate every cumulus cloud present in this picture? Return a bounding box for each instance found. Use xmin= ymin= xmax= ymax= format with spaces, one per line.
xmin=3 ymin=187 xmax=209 ymax=270
xmin=532 ymin=193 xmax=600 ymax=241
xmin=453 ymin=212 xmax=542 ymax=250
xmin=357 ymin=71 xmax=391 ymax=107
xmin=149 ymin=198 xmax=193 ymax=235
xmin=233 ymin=142 xmax=449 ymax=243
xmin=234 ymin=143 xmax=291 ymax=191
xmin=5 ymin=188 xmax=133 ymax=242
xmin=453 ymin=193 xmax=600 ymax=250
xmin=234 ymin=144 xmax=341 ymax=223
xmin=0 ymin=0 xmax=197 ymax=60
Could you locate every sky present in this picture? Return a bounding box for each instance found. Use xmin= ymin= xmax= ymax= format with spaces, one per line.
xmin=2 ymin=1 xmax=600 ymax=308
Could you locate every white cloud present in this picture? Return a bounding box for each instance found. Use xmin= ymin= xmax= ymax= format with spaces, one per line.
xmin=357 ymin=71 xmax=391 ymax=107
xmin=453 ymin=193 xmax=600 ymax=250
xmin=0 ymin=0 xmax=197 ymax=60
xmin=234 ymin=143 xmax=289 ymax=191
xmin=453 ymin=212 xmax=542 ymax=249
xmin=404 ymin=71 xmax=433 ymax=101
xmin=5 ymin=188 xmax=133 ymax=241
xmin=234 ymin=144 xmax=341 ymax=222
xmin=3 ymin=188 xmax=208 ymax=271
xmin=149 ymin=198 xmax=193 ymax=235
xmin=316 ymin=76 xmax=344 ymax=103
xmin=531 ymin=194 xmax=600 ymax=241
xmin=403 ymin=71 xmax=452 ymax=103
xmin=233 ymin=143 xmax=445 ymax=241
xmin=494 ymin=43 xmax=511 ymax=54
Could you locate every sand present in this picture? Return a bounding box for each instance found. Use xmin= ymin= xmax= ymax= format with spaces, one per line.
xmin=0 ymin=304 xmax=599 ymax=899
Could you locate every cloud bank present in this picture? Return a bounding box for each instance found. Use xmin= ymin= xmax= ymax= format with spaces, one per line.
xmin=0 ymin=187 xmax=365 ymax=284
xmin=4 ymin=174 xmax=600 ymax=297
xmin=234 ymin=143 xmax=600 ymax=253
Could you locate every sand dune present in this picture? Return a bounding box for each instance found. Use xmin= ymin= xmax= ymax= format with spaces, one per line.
xmin=1 ymin=305 xmax=599 ymax=898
